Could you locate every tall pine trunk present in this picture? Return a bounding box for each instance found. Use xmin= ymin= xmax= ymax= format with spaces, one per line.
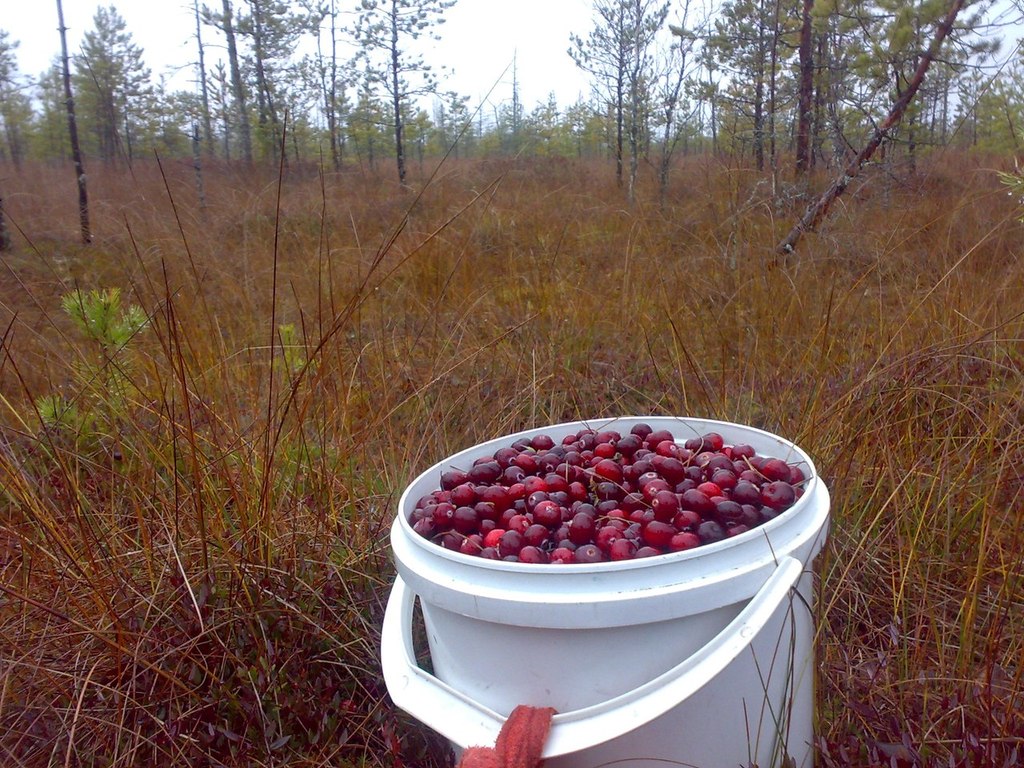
xmin=327 ymin=0 xmax=340 ymax=170
xmin=57 ymin=0 xmax=91 ymax=244
xmin=795 ymin=0 xmax=814 ymax=175
xmin=222 ymin=0 xmax=253 ymax=164
xmin=0 ymin=186 xmax=10 ymax=251
xmin=390 ymin=0 xmax=405 ymax=183
xmin=194 ymin=0 xmax=214 ymax=152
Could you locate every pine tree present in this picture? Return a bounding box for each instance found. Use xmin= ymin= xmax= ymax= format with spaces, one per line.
xmin=570 ymin=0 xmax=668 ymax=198
xmin=356 ymin=0 xmax=456 ymax=183
xmin=0 ymin=30 xmax=32 ymax=168
xmin=72 ymin=6 xmax=152 ymax=163
xmin=56 ymin=0 xmax=90 ymax=244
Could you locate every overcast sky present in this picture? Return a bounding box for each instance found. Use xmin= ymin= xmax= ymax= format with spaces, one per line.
xmin=6 ymin=0 xmax=597 ymax=111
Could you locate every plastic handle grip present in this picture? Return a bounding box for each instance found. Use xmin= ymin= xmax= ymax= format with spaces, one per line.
xmin=380 ymin=555 xmax=803 ymax=759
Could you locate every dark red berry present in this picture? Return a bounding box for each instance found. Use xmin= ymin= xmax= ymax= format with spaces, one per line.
xmin=760 ymin=481 xmax=796 ymax=510
xmin=574 ymin=544 xmax=604 ymax=563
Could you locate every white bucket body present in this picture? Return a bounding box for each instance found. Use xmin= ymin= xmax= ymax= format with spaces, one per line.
xmin=383 ymin=417 xmax=830 ymax=768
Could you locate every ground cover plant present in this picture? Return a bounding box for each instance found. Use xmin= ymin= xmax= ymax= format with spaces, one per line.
xmin=1 ymin=152 xmax=1023 ymax=767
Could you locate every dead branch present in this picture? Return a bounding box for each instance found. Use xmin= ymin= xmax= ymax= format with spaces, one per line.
xmin=776 ymin=0 xmax=967 ymax=256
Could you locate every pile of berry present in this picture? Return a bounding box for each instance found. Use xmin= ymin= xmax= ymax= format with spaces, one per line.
xmin=408 ymin=423 xmax=806 ymax=564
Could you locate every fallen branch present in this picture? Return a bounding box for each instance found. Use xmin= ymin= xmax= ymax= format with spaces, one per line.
xmin=776 ymin=0 xmax=966 ymax=256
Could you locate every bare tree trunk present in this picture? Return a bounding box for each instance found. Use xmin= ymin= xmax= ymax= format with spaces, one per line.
xmin=222 ymin=0 xmax=253 ymax=164
xmin=389 ymin=0 xmax=405 ymax=184
xmin=57 ymin=0 xmax=91 ymax=244
xmin=194 ymin=0 xmax=214 ymax=152
xmin=776 ymin=0 xmax=966 ymax=256
xmin=614 ymin=70 xmax=624 ymax=186
xmin=0 ymin=187 xmax=11 ymax=251
xmin=795 ymin=0 xmax=814 ymax=175
xmin=250 ymin=0 xmax=280 ymax=147
xmin=328 ymin=0 xmax=340 ymax=170
xmin=192 ymin=123 xmax=207 ymax=209
xmin=753 ymin=1 xmax=766 ymax=172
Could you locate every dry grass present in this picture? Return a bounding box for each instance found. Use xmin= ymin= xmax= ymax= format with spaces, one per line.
xmin=1 ymin=150 xmax=1023 ymax=767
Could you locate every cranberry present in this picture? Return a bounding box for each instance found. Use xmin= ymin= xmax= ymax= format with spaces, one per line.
xmin=609 ymin=538 xmax=638 ymax=560
xmin=654 ymin=440 xmax=682 ymax=459
xmin=642 ymin=520 xmax=676 ymax=548
xmin=568 ymin=512 xmax=596 ymax=545
xmin=432 ymin=502 xmax=455 ymax=528
xmin=498 ymin=530 xmax=524 ymax=558
xmin=697 ymin=520 xmax=726 ymax=544
xmin=513 ymin=452 xmax=538 ymax=474
xmin=630 ymin=423 xmax=653 ymax=439
xmin=439 ymin=532 xmax=462 ymax=550
xmin=531 ymin=434 xmax=555 ymax=451
xmin=524 ymin=523 xmax=549 ymax=547
xmin=468 ymin=461 xmax=501 ymax=484
xmin=646 ymin=429 xmax=674 ymax=446
xmin=670 ymin=531 xmax=701 ymax=551
xmin=703 ymin=432 xmax=725 ymax=451
xmin=508 ymin=514 xmax=532 ymax=534
xmin=617 ymin=434 xmax=642 ymax=456
xmin=593 ymin=458 xmax=624 ymax=484
xmin=595 ymin=525 xmax=623 ymax=552
xmin=574 ymin=544 xmax=604 ymax=563
xmin=594 ymin=481 xmax=623 ymax=501
xmin=651 ymin=489 xmax=681 ymax=522
xmin=731 ymin=481 xmax=762 ymax=506
xmin=533 ymin=500 xmax=563 ymax=528
xmin=713 ymin=500 xmax=745 ymax=525
xmin=518 ymin=546 xmax=548 ymax=564
xmin=452 ymin=506 xmax=479 ymax=533
xmin=672 ymin=509 xmax=702 ymax=530
xmin=550 ymin=547 xmax=575 ymax=564
xmin=731 ymin=444 xmax=755 ymax=460
xmin=460 ymin=534 xmax=484 ymax=555
xmin=440 ymin=469 xmax=469 ymax=490
xmin=761 ymin=481 xmax=796 ymax=510
xmin=680 ymin=488 xmax=715 ymax=516
xmin=478 ymin=485 xmax=512 ymax=511
xmin=761 ymin=458 xmax=792 ymax=483
xmin=412 ymin=518 xmax=436 ymax=538
xmin=697 ymin=481 xmax=722 ymax=497
xmin=710 ymin=469 xmax=737 ymax=490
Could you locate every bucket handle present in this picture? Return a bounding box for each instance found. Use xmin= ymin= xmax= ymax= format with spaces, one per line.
xmin=381 ymin=555 xmax=804 ymax=759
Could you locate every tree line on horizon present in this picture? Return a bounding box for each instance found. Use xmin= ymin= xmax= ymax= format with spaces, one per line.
xmin=0 ymin=0 xmax=1022 ymax=192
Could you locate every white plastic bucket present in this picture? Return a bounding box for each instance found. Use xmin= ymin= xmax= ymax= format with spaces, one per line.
xmin=382 ymin=417 xmax=830 ymax=768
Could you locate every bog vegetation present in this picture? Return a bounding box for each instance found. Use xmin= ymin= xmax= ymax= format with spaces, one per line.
xmin=2 ymin=1 xmax=1024 ymax=766
xmin=1 ymin=147 xmax=1023 ymax=767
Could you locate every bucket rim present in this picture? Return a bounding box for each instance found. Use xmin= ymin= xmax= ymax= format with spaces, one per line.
xmin=395 ymin=415 xmax=820 ymax=574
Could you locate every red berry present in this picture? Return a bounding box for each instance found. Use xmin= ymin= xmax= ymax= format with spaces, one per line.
xmin=670 ymin=531 xmax=701 ymax=551
xmin=609 ymin=538 xmax=638 ymax=561
xmin=642 ymin=520 xmax=676 ymax=548
xmin=550 ymin=547 xmax=575 ymax=564
xmin=697 ymin=481 xmax=722 ymax=498
xmin=651 ymin=489 xmax=680 ymax=522
xmin=593 ymin=458 xmax=624 ymax=484
xmin=760 ymin=481 xmax=796 ymax=510
xmin=574 ymin=544 xmax=604 ymax=563
xmin=761 ymin=458 xmax=792 ymax=483
xmin=533 ymin=500 xmax=563 ymax=528
xmin=498 ymin=530 xmax=524 ymax=558
xmin=518 ymin=545 xmax=548 ymax=563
